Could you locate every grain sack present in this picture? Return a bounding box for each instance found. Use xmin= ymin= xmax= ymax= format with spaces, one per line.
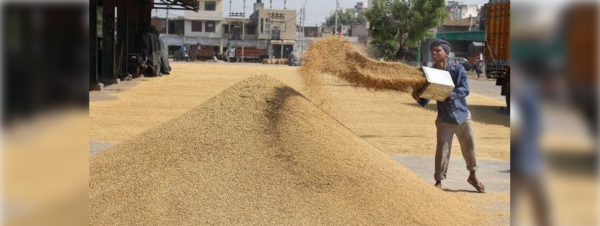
xmin=89 ymin=75 xmax=487 ymax=225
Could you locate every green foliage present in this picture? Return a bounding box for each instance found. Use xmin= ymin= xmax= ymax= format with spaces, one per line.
xmin=403 ymin=46 xmax=418 ymax=62
xmin=324 ymin=10 xmax=367 ymax=27
xmin=365 ymin=0 xmax=446 ymax=59
xmin=367 ymin=38 xmax=399 ymax=60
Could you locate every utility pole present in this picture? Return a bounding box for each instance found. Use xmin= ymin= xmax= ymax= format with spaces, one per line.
xmin=242 ymin=0 xmax=246 ymax=62
xmin=299 ymin=0 xmax=307 ymax=56
xmin=302 ymin=5 xmax=306 ymax=51
xmin=334 ymin=0 xmax=338 ymax=36
xmin=166 ymin=7 xmax=169 ymax=53
xmin=228 ymin=0 xmax=232 ymax=48
xmin=299 ymin=8 xmax=302 ymax=55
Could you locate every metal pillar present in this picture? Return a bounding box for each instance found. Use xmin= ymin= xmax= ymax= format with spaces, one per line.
xmin=102 ymin=0 xmax=118 ymax=84
xmin=228 ymin=0 xmax=232 ymax=45
xmin=116 ymin=0 xmax=129 ymax=77
xmin=242 ymin=0 xmax=246 ymax=61
xmin=90 ymin=0 xmax=102 ymax=90
xmin=166 ymin=7 xmax=170 ymax=53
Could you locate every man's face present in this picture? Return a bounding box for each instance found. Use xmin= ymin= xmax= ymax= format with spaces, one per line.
xmin=430 ymin=45 xmax=447 ymax=62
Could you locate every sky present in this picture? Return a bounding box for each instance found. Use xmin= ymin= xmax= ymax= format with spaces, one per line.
xmin=154 ymin=0 xmax=491 ymax=26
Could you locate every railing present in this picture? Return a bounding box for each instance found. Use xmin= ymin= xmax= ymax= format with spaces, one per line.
xmin=159 ymin=34 xmax=225 ymax=47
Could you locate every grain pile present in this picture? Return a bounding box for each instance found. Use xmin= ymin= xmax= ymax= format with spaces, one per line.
xmin=89 ymin=75 xmax=486 ymax=225
xmin=299 ymin=36 xmax=427 ymax=96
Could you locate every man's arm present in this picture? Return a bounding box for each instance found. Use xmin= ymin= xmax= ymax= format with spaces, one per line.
xmin=449 ymin=65 xmax=470 ymax=100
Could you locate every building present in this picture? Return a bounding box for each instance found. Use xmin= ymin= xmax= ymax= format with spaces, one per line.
xmin=438 ymin=18 xmax=472 ymax=32
xmin=91 ymin=0 xmax=200 ymax=87
xmin=479 ymin=3 xmax=488 ymax=30
xmin=182 ymin=0 xmax=226 ymax=54
xmin=249 ymin=0 xmax=297 ymax=58
xmin=150 ymin=0 xmax=226 ymax=56
xmin=341 ymin=2 xmax=370 ymax=39
xmin=444 ymin=1 xmax=481 ymax=31
xmin=446 ymin=1 xmax=479 ymax=20
xmin=346 ymin=2 xmax=367 ymax=14
xmin=301 ymin=26 xmax=320 ymax=38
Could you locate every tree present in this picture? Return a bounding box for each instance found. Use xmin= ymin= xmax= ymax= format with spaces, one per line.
xmin=365 ymin=0 xmax=447 ymax=60
xmin=368 ymin=38 xmax=399 ymax=60
xmin=324 ymin=10 xmax=367 ymax=34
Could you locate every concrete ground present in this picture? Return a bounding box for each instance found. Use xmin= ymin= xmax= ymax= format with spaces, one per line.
xmin=390 ymin=155 xmax=510 ymax=225
xmin=391 ymin=155 xmax=510 ymax=193
xmin=89 ymin=141 xmax=113 ymax=157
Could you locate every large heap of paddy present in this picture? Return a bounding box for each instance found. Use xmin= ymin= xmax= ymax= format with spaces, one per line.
xmin=89 ymin=75 xmax=485 ymax=225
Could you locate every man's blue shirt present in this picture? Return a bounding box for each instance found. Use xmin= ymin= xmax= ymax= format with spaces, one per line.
xmin=418 ymin=62 xmax=470 ymax=125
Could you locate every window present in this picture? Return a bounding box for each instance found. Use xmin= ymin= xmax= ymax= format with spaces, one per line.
xmin=205 ymin=21 xmax=216 ymax=32
xmin=205 ymin=1 xmax=216 ymax=11
xmin=271 ymin=27 xmax=281 ymax=40
xmin=260 ymin=18 xmax=264 ymax=34
xmin=246 ymin=25 xmax=256 ymax=35
xmin=192 ymin=21 xmax=202 ymax=32
xmin=232 ymin=26 xmax=241 ymax=40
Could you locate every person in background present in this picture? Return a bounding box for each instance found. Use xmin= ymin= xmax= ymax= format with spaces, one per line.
xmin=412 ymin=39 xmax=486 ymax=193
xmin=475 ymin=61 xmax=483 ymax=78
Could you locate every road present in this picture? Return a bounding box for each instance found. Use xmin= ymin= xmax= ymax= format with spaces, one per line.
xmin=467 ymin=72 xmax=506 ymax=102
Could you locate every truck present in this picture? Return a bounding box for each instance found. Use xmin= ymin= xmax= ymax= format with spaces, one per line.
xmin=484 ymin=0 xmax=510 ymax=108
xmin=191 ymin=45 xmax=217 ymax=61
xmin=225 ymin=47 xmax=269 ymax=62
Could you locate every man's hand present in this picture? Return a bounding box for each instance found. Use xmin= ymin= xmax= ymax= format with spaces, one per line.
xmin=411 ymin=88 xmax=422 ymax=102
xmin=412 ymin=92 xmax=420 ymax=102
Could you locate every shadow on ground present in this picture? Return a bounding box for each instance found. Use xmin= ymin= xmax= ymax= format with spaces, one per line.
xmin=442 ymin=188 xmax=481 ymax=194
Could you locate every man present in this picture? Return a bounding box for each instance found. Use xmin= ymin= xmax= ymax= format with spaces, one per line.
xmin=412 ymin=39 xmax=486 ymax=193
xmin=475 ymin=61 xmax=483 ymax=78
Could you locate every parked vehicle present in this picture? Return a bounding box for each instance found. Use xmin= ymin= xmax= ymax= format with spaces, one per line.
xmin=191 ymin=45 xmax=216 ymax=61
xmin=449 ymin=57 xmax=472 ymax=71
xmin=483 ymin=0 xmax=510 ymax=108
xmin=174 ymin=45 xmax=191 ymax=62
xmin=225 ymin=47 xmax=268 ymax=62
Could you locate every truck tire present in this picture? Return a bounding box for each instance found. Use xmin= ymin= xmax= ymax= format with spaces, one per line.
xmin=505 ymin=82 xmax=510 ymax=110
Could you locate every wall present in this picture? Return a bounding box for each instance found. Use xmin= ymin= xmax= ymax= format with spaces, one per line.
xmin=168 ymin=20 xmax=185 ymax=35
xmin=351 ymin=24 xmax=368 ymax=37
xmin=220 ymin=22 xmax=259 ymax=40
xmin=184 ymin=0 xmax=223 ymax=20
xmin=439 ymin=25 xmax=471 ymax=32
xmin=184 ymin=20 xmax=224 ymax=39
xmin=255 ymin=9 xmax=297 ymax=40
xmin=461 ymin=5 xmax=479 ymax=19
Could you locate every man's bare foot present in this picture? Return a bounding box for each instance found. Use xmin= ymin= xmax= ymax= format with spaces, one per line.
xmin=435 ymin=180 xmax=442 ymax=188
